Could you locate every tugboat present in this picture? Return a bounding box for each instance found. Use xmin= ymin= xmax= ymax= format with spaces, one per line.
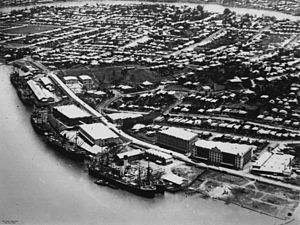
xmin=88 ymin=154 xmax=157 ymax=198
xmin=44 ymin=132 xmax=86 ymax=161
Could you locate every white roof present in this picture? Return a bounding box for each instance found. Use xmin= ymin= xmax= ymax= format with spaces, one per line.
xmin=146 ymin=149 xmax=173 ymax=160
xmin=162 ymin=174 xmax=184 ymax=185
xmin=27 ymin=80 xmax=54 ymax=101
xmin=108 ymin=112 xmax=143 ymax=121
xmin=117 ymin=149 xmax=144 ymax=159
xmin=79 ymin=123 xmax=119 ymax=141
xmin=40 ymin=76 xmax=52 ymax=86
xmin=63 ymin=76 xmax=78 ymax=81
xmin=254 ymin=154 xmax=294 ymax=174
xmin=253 ymin=151 xmax=272 ymax=167
xmin=159 ymin=127 xmax=198 ymax=141
xmin=54 ymin=104 xmax=91 ymax=119
xmin=195 ymin=140 xmax=255 ymax=155
xmin=79 ymin=75 xmax=92 ymax=80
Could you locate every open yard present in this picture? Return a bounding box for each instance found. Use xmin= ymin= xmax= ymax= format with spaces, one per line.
xmin=184 ymin=168 xmax=300 ymax=220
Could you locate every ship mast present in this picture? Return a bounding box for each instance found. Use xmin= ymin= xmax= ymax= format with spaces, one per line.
xmin=138 ymin=162 xmax=141 ymax=187
xmin=147 ymin=157 xmax=151 ymax=184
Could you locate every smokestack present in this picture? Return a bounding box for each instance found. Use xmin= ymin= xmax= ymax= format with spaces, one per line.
xmin=121 ymin=155 xmax=128 ymax=176
xmin=123 ymin=155 xmax=128 ymax=169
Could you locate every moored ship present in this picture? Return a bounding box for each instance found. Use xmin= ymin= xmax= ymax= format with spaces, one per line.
xmin=30 ymin=107 xmax=51 ymax=134
xmin=88 ymin=155 xmax=158 ymax=198
xmin=44 ymin=133 xmax=86 ymax=161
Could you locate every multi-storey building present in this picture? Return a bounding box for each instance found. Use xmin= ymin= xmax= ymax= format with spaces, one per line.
xmin=193 ymin=140 xmax=255 ymax=170
xmin=157 ymin=127 xmax=198 ymax=153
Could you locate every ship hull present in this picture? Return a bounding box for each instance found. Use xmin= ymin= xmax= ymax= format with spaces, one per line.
xmin=45 ymin=135 xmax=86 ymax=161
xmin=30 ymin=117 xmax=50 ymax=135
xmin=88 ymin=168 xmax=156 ymax=198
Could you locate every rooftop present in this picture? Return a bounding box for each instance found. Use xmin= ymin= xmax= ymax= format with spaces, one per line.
xmin=253 ymin=153 xmax=294 ymax=174
xmin=108 ymin=112 xmax=143 ymax=121
xmin=63 ymin=76 xmax=78 ymax=81
xmin=78 ymin=75 xmax=92 ymax=80
xmin=117 ymin=149 xmax=144 ymax=159
xmin=195 ymin=140 xmax=256 ymax=155
xmin=146 ymin=149 xmax=173 ymax=160
xmin=79 ymin=122 xmax=119 ymax=141
xmin=54 ymin=104 xmax=92 ymax=119
xmin=253 ymin=151 xmax=272 ymax=167
xmin=159 ymin=127 xmax=198 ymax=141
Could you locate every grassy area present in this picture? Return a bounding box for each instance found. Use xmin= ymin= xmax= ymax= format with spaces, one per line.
xmin=1 ymin=25 xmax=59 ymax=34
xmin=255 ymin=181 xmax=300 ymax=201
xmin=63 ymin=65 xmax=162 ymax=86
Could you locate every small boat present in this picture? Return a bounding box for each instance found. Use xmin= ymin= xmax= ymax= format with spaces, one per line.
xmin=94 ymin=179 xmax=107 ymax=186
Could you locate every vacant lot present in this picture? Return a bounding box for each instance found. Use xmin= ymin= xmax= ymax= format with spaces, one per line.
xmin=200 ymin=170 xmax=249 ymax=186
xmin=1 ymin=25 xmax=59 ymax=34
xmin=63 ymin=65 xmax=162 ymax=87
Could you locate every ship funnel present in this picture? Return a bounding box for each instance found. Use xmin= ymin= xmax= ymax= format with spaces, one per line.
xmin=123 ymin=155 xmax=128 ymax=168
xmin=120 ymin=155 xmax=128 ymax=175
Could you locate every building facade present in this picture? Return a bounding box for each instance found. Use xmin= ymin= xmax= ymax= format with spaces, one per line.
xmin=193 ymin=140 xmax=254 ymax=170
xmin=157 ymin=127 xmax=198 ymax=153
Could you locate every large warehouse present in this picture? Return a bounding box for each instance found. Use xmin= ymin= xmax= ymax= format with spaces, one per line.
xmin=157 ymin=127 xmax=198 ymax=153
xmin=79 ymin=123 xmax=119 ymax=147
xmin=193 ymin=140 xmax=256 ymax=170
xmin=52 ymin=104 xmax=93 ymax=126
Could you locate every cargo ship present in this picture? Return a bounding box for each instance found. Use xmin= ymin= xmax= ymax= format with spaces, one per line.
xmin=10 ymin=71 xmax=33 ymax=105
xmin=88 ymin=155 xmax=158 ymax=198
xmin=10 ymin=71 xmax=20 ymax=87
xmin=44 ymin=133 xmax=86 ymax=161
xmin=30 ymin=107 xmax=51 ymax=134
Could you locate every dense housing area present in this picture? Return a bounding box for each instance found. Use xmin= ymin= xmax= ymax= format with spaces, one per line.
xmin=3 ymin=2 xmax=300 ymax=221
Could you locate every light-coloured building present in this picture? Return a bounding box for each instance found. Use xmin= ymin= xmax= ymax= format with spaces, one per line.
xmin=53 ymin=104 xmax=92 ymax=125
xmin=78 ymin=75 xmax=93 ymax=89
xmin=157 ymin=127 xmax=198 ymax=153
xmin=193 ymin=140 xmax=255 ymax=170
xmin=27 ymin=80 xmax=54 ymax=104
xmin=251 ymin=153 xmax=294 ymax=176
xmin=63 ymin=76 xmax=78 ymax=85
xmin=79 ymin=123 xmax=119 ymax=146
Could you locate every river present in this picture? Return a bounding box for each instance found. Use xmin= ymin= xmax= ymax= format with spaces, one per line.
xmin=0 ymin=64 xmax=298 ymax=224
xmin=0 ymin=0 xmax=300 ymax=21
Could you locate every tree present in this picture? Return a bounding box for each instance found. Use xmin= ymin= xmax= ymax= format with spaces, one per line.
xmin=223 ymin=8 xmax=231 ymax=15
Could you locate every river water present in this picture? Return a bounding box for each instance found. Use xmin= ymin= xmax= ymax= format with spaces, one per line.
xmin=0 ymin=64 xmax=297 ymax=224
xmin=0 ymin=0 xmax=300 ymax=21
xmin=0 ymin=1 xmax=299 ymax=224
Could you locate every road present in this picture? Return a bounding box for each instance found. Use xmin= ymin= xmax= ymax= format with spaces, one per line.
xmin=170 ymin=28 xmax=227 ymax=56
